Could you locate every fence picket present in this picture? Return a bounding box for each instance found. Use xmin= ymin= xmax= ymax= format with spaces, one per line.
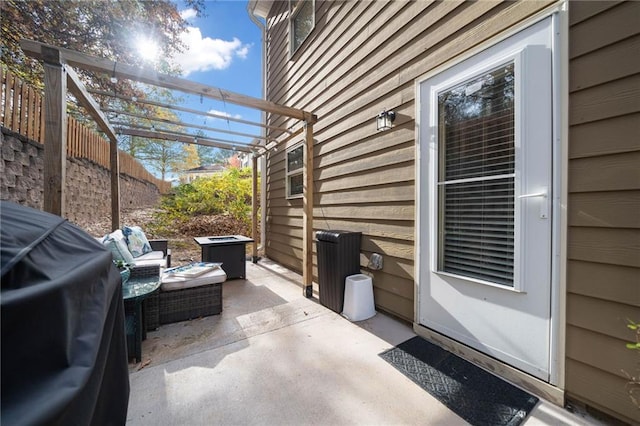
xmin=2 ymin=71 xmax=12 ymax=127
xmin=19 ymin=81 xmax=28 ymax=135
xmin=75 ymin=120 xmax=81 ymax=158
xmin=1 ymin=69 xmax=6 ymax=126
xmin=70 ymin=118 xmax=76 ymax=156
xmin=11 ymin=75 xmax=20 ymax=130
xmin=75 ymin=120 xmax=81 ymax=157
xmin=67 ymin=118 xmax=72 ymax=156
xmin=68 ymin=118 xmax=74 ymax=157
xmin=27 ymin=86 xmax=35 ymax=140
xmin=39 ymin=94 xmax=45 ymax=143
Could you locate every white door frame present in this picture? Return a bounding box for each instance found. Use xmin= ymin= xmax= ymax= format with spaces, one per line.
xmin=413 ymin=1 xmax=568 ymax=403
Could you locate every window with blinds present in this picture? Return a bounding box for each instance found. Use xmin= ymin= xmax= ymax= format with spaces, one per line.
xmin=290 ymin=0 xmax=315 ymax=54
xmin=286 ymin=143 xmax=304 ymax=198
xmin=437 ymin=63 xmax=515 ymax=287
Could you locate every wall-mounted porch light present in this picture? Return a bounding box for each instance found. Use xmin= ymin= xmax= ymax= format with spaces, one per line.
xmin=376 ymin=109 xmax=396 ymax=131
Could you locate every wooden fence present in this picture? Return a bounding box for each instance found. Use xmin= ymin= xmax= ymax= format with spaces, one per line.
xmin=1 ymin=68 xmax=171 ymax=193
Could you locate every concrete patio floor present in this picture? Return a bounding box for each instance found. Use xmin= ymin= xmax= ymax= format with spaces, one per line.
xmin=126 ymin=259 xmax=594 ymax=425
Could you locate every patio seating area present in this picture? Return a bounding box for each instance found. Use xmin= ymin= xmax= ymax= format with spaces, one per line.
xmin=126 ymin=259 xmax=588 ymax=426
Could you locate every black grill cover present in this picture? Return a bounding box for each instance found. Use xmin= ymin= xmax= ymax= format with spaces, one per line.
xmin=1 ymin=201 xmax=129 ymax=425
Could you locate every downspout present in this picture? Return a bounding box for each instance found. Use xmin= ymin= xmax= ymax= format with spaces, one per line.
xmin=247 ymin=2 xmax=267 ymax=256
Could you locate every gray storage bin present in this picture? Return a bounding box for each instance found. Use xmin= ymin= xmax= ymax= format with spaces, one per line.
xmin=315 ymin=230 xmax=361 ymax=313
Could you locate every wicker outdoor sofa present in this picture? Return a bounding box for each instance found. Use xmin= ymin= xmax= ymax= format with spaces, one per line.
xmin=99 ymin=224 xmax=226 ymax=329
xmin=144 ymin=239 xmax=171 ymax=268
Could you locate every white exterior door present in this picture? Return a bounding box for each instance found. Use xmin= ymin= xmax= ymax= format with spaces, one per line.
xmin=417 ymin=17 xmax=557 ymax=381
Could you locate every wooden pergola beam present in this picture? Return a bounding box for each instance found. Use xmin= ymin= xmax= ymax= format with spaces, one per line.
xmin=20 ymin=39 xmax=317 ymax=124
xmin=103 ymin=107 xmax=270 ymax=142
xmin=88 ymin=88 xmax=293 ymax=135
xmin=118 ymin=128 xmax=253 ymax=153
xmin=113 ymin=121 xmax=256 ymax=148
xmin=66 ymin=65 xmax=120 ymax=229
xmin=66 ymin=66 xmax=117 ymax=142
xmin=257 ymin=125 xmax=305 ymax=155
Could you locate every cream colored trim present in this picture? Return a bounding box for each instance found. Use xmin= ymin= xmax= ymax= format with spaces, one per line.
xmin=289 ymin=0 xmax=316 ymax=57
xmin=413 ymin=323 xmax=565 ymax=406
xmin=247 ymin=1 xmax=269 ymax=253
xmin=248 ymin=0 xmax=274 ymax=19
xmin=413 ymin=0 xmax=568 ymax=394
xmin=550 ymin=0 xmax=569 ymax=389
xmin=413 ymin=66 xmax=424 ymax=328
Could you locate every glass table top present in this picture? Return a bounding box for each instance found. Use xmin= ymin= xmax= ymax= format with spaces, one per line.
xmin=122 ymin=276 xmax=160 ymax=300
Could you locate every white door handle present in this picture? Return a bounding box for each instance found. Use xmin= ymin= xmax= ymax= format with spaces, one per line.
xmin=518 ymin=192 xmax=547 ymax=199
xmin=519 ymin=188 xmax=549 ymax=219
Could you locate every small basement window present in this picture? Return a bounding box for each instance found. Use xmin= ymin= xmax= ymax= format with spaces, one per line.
xmin=286 ymin=143 xmax=304 ymax=198
xmin=290 ymin=0 xmax=314 ymax=55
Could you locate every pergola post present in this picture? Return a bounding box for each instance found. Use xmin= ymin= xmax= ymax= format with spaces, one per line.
xmin=302 ymin=122 xmax=314 ymax=297
xmin=251 ymin=154 xmax=259 ymax=263
xmin=41 ymin=47 xmax=67 ymax=217
xmin=110 ymin=136 xmax=121 ymax=231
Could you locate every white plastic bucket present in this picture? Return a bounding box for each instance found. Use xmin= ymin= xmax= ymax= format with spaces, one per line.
xmin=342 ymin=274 xmax=376 ymax=321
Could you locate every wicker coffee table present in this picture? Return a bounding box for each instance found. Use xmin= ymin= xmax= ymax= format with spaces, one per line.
xmin=156 ymin=267 xmax=227 ymax=324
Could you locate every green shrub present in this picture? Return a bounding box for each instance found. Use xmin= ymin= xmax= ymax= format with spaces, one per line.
xmin=152 ymin=167 xmax=255 ymax=233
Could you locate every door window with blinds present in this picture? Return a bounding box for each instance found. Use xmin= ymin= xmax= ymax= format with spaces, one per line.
xmin=436 ymin=61 xmax=516 ymax=288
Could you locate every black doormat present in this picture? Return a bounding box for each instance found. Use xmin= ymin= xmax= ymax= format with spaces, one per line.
xmin=379 ymin=337 xmax=539 ymax=426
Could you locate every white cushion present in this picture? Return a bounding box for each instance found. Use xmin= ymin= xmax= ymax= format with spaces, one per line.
xmin=161 ymin=267 xmax=227 ymax=291
xmin=134 ymin=254 xmax=167 ymax=268
xmin=102 ymin=230 xmax=135 ymax=264
xmin=136 ymin=251 xmax=165 ymax=261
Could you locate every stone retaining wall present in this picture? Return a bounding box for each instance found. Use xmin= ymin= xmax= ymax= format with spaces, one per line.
xmin=1 ymin=127 xmax=162 ymax=223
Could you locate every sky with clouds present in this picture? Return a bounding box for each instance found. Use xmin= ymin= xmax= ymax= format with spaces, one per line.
xmin=175 ymin=9 xmax=251 ymax=77
xmin=168 ymin=1 xmax=263 ymax=147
